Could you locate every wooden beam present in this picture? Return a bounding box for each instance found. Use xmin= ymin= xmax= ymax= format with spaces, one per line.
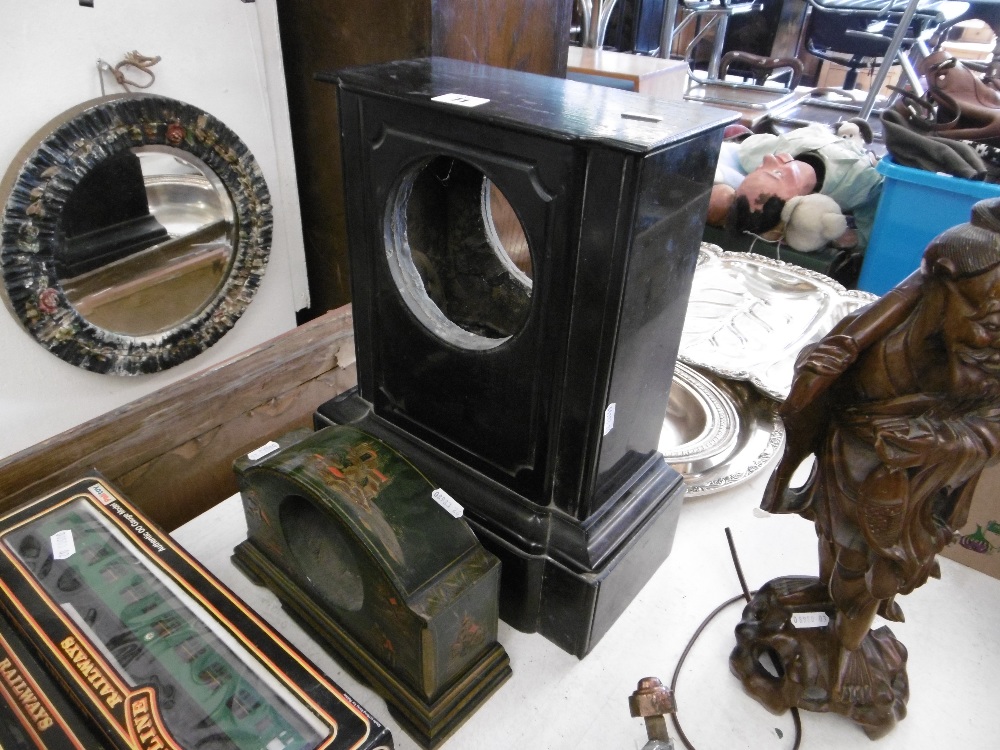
xmin=0 ymin=306 xmax=357 ymax=530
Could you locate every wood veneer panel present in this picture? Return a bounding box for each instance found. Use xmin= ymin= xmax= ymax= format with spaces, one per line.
xmin=432 ymin=0 xmax=572 ymax=77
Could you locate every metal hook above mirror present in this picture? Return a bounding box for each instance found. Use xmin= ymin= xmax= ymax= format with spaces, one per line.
xmin=0 ymin=94 xmax=272 ymax=375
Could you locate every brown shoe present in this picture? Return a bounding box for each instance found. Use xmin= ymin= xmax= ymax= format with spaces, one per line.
xmin=921 ymin=50 xmax=1000 ymax=123
xmin=893 ymin=87 xmax=1000 ymax=145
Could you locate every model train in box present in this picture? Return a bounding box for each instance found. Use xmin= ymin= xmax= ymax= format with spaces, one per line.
xmin=0 ymin=476 xmax=393 ymax=750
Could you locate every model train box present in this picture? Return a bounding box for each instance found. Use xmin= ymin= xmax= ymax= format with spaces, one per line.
xmin=0 ymin=608 xmax=111 ymax=750
xmin=0 ymin=475 xmax=393 ymax=750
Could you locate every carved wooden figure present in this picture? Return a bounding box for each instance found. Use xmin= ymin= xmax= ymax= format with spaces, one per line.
xmin=731 ymin=197 xmax=1000 ymax=738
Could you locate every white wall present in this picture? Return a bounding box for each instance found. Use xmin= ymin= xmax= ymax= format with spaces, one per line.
xmin=0 ymin=0 xmax=308 ymax=459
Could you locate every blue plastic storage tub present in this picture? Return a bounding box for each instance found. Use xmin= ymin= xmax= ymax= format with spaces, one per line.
xmin=858 ymin=156 xmax=1000 ymax=295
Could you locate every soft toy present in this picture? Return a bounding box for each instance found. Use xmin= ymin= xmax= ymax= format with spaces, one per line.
xmin=833 ymin=117 xmax=874 ymax=147
xmin=780 ymin=194 xmax=849 ymax=253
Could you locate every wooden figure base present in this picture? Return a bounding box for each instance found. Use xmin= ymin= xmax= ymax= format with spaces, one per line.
xmin=730 ymin=577 xmax=909 ymax=739
xmin=233 ymin=540 xmax=512 ymax=749
xmin=315 ymin=391 xmax=686 ymax=657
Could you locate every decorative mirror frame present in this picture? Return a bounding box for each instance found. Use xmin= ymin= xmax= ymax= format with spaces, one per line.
xmin=0 ymin=94 xmax=272 ymax=375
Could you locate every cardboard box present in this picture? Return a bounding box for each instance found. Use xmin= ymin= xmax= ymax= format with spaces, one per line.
xmin=0 ymin=476 xmax=393 ymax=750
xmin=941 ymin=461 xmax=1000 ymax=580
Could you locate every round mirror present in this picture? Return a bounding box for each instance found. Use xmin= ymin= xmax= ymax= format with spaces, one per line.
xmin=0 ymin=94 xmax=272 ymax=374
xmin=384 ymin=156 xmax=533 ymax=350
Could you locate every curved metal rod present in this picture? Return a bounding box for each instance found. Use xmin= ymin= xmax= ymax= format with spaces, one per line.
xmin=597 ymin=0 xmax=620 ymax=47
xmin=578 ymin=0 xmax=620 ymax=48
xmin=578 ymin=0 xmax=592 ymax=47
xmin=859 ymin=0 xmax=920 ymax=119
xmin=681 ymin=14 xmax=725 ymax=80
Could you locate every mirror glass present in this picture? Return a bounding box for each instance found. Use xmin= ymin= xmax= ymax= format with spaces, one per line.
xmin=0 ymin=94 xmax=272 ymax=375
xmin=384 ymin=156 xmax=533 ymax=351
xmin=59 ymin=148 xmax=236 ymax=336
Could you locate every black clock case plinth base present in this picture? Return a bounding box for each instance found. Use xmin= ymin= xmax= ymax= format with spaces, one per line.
xmin=315 ymin=390 xmax=685 ymax=658
xmin=232 ymin=539 xmax=511 ymax=749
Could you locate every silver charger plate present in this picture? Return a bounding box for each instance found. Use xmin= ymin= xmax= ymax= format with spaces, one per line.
xmin=679 ymin=243 xmax=878 ymax=401
xmin=660 ymin=362 xmax=785 ymax=497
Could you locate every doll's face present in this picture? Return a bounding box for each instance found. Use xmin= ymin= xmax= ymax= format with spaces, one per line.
xmin=736 ymin=153 xmax=817 ymax=210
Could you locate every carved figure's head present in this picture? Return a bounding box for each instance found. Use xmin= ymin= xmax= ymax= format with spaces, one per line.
xmin=922 ymin=198 xmax=1000 ymax=393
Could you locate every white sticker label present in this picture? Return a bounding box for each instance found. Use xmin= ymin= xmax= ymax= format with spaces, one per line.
xmin=51 ymin=530 xmax=75 ymax=560
xmin=791 ymin=611 xmax=830 ymax=629
xmin=431 ymin=488 xmax=464 ymax=518
xmin=432 ymin=93 xmax=490 ymax=108
xmin=88 ymin=483 xmax=115 ymax=505
xmin=621 ymin=112 xmax=662 ymax=123
xmin=603 ymin=403 xmax=616 ymax=436
xmin=248 ymin=441 xmax=280 ymax=461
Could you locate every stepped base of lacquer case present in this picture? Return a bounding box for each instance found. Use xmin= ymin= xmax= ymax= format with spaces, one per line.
xmin=233 ymin=540 xmax=511 ymax=748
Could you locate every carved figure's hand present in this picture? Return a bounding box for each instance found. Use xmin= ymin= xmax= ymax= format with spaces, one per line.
xmin=783 ymin=335 xmax=860 ymax=413
xmin=798 ymin=335 xmax=860 ymax=377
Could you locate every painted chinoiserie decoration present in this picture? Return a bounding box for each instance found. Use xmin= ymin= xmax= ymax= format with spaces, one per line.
xmin=315 ymin=57 xmax=735 ymax=658
xmin=232 ymin=425 xmax=511 ymax=749
xmin=0 ymin=476 xmax=393 ymax=750
xmin=0 ymin=94 xmax=272 ymax=374
xmin=731 ymin=198 xmax=1000 ymax=738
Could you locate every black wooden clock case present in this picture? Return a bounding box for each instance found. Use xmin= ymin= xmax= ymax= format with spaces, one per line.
xmin=317 ymin=58 xmax=735 ymax=657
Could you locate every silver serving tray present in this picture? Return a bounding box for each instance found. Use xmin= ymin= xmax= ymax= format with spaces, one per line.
xmin=661 ymin=362 xmax=784 ymax=497
xmin=679 ymin=244 xmax=878 ymax=401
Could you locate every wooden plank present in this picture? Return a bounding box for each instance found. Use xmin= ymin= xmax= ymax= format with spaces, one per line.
xmin=0 ymin=306 xmax=357 ymax=527
xmin=117 ymin=366 xmax=356 ymax=530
